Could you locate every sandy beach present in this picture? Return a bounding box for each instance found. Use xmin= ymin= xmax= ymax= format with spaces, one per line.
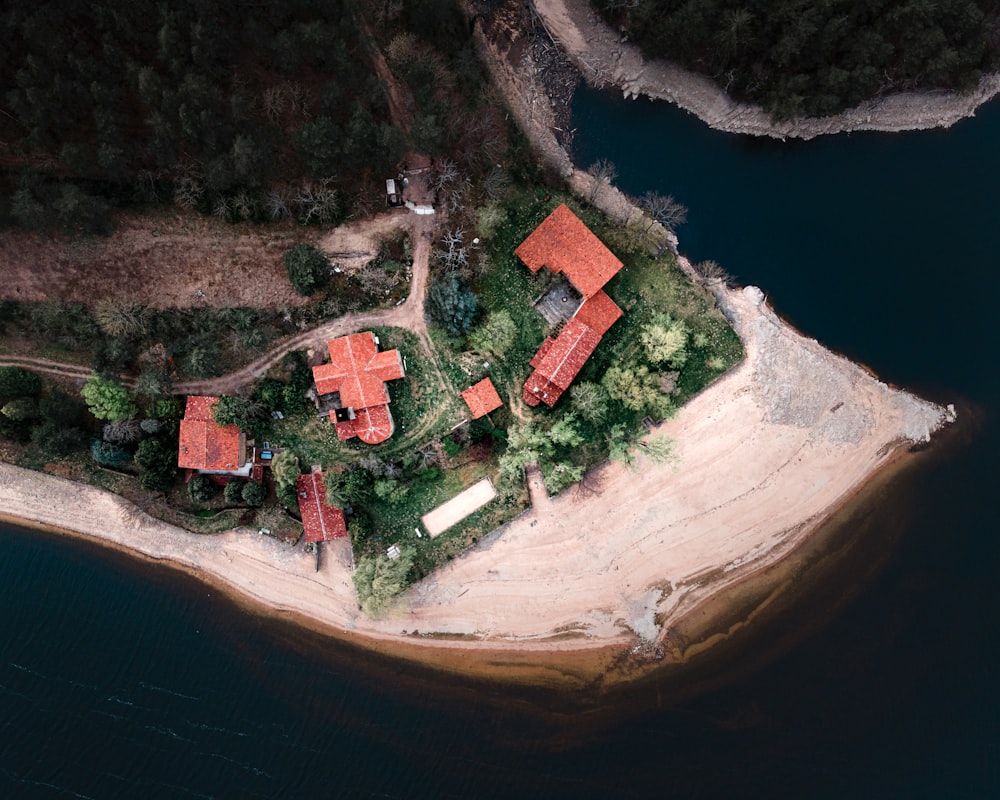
xmin=0 ymin=280 xmax=951 ymax=679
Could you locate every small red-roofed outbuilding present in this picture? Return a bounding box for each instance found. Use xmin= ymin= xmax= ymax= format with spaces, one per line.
xmin=461 ymin=378 xmax=503 ymax=419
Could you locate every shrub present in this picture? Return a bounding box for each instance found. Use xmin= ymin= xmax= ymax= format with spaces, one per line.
xmin=0 ymin=366 xmax=42 ymax=400
xmin=241 ymin=480 xmax=266 ymax=507
xmin=284 ymin=243 xmax=330 ymax=296
xmin=224 ymin=480 xmax=245 ymax=505
xmin=187 ymin=474 xmax=216 ymax=503
xmin=90 ymin=438 xmax=131 ymax=466
xmin=426 ymin=273 xmax=478 ymax=335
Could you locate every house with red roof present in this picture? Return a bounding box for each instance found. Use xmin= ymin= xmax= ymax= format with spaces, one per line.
xmin=296 ymin=472 xmax=348 ymax=543
xmin=312 ymin=331 xmax=405 ymax=445
xmin=177 ymin=395 xmax=252 ymax=475
xmin=516 ymin=205 xmax=625 ymax=407
xmin=515 ymin=203 xmax=624 ymax=299
xmin=461 ymin=377 xmax=503 ymax=419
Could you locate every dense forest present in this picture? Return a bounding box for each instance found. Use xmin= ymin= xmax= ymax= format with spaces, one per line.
xmin=0 ymin=0 xmax=501 ymax=233
xmin=597 ymin=0 xmax=1000 ymax=119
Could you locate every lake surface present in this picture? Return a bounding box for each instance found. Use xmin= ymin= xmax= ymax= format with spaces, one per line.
xmin=3 ymin=86 xmax=999 ymax=798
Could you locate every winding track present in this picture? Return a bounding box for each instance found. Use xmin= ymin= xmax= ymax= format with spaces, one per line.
xmin=0 ymin=213 xmax=453 ymax=405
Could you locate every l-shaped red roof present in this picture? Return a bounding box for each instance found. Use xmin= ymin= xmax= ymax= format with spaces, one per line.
xmin=514 ymin=204 xmax=623 ymax=298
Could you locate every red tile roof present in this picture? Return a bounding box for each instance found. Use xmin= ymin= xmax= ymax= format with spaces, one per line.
xmin=523 ymin=320 xmax=603 ymax=407
xmin=461 ymin=378 xmax=503 ymax=419
xmin=514 ymin=204 xmax=623 ymax=299
xmin=296 ymin=472 xmax=348 ymax=542
xmin=522 ymin=291 xmax=623 ymax=408
xmin=573 ymin=290 xmax=623 ymax=336
xmin=333 ymin=404 xmax=395 ymax=445
xmin=312 ymin=332 xmax=404 ymax=445
xmin=178 ymin=396 xmax=245 ymax=471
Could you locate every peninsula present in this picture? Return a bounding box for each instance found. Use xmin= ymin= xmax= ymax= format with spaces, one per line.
xmin=0 ymin=0 xmax=956 ymax=685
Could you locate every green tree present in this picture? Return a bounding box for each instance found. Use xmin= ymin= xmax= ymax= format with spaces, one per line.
xmin=283 ymin=243 xmax=330 ymax=296
xmin=547 ymin=413 xmax=583 ymax=448
xmin=570 ymin=381 xmax=609 ymax=423
xmin=426 ymin=273 xmax=478 ymax=335
xmin=81 ymin=374 xmax=137 ymax=421
xmin=373 ymin=478 xmax=408 ymax=505
xmin=31 ymin=419 xmax=85 ymax=457
xmin=188 ymin=474 xmax=216 ymax=503
xmin=135 ymin=436 xmax=177 ymax=491
xmin=602 ymin=365 xmax=672 ymax=416
xmin=324 ymin=468 xmax=372 ymax=508
xmin=224 ymin=479 xmax=245 ymax=505
xmin=0 ymin=366 xmax=42 ymax=399
xmin=212 ymin=395 xmax=266 ymax=432
xmin=467 ymin=310 xmax=516 ymax=355
xmin=135 ymin=437 xmax=173 ymax=471
xmin=242 ymin=480 xmax=266 ymax=507
xmin=1 ymin=397 xmax=39 ymax=422
xmin=271 ymin=450 xmax=301 ymax=508
xmin=640 ymin=313 xmax=690 ymax=367
xmin=541 ymin=461 xmax=584 ymax=495
xmin=352 ymin=547 xmax=416 ymax=617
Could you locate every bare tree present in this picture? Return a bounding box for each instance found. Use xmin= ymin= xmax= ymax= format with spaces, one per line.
xmin=694 ymin=259 xmax=734 ymax=286
xmin=262 ymin=85 xmax=284 ymax=124
xmin=481 ymin=166 xmax=510 ymax=201
xmin=295 ymin=179 xmax=340 ymax=224
xmin=173 ymin=173 xmax=203 ymax=209
xmin=430 ymin=159 xmax=459 ymax=192
xmin=639 ymin=191 xmax=688 ymax=232
xmin=95 ymin=301 xmax=149 ymax=338
xmin=103 ymin=419 xmax=143 ymax=444
xmin=212 ymin=196 xmax=231 ymax=220
xmin=265 ymin=190 xmax=291 ymax=221
xmin=588 ymin=158 xmax=618 ymax=203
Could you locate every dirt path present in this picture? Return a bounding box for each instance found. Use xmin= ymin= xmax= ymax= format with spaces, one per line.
xmin=176 ymin=214 xmax=441 ymax=395
xmin=0 ymin=213 xmax=451 ymax=404
xmin=529 ymin=0 xmax=1000 ymax=140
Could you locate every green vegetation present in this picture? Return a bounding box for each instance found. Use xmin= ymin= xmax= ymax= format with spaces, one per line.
xmin=353 ymin=547 xmax=416 ymax=617
xmin=81 ymin=374 xmax=138 ymax=421
xmin=284 ymin=244 xmax=330 ymax=297
xmin=602 ymin=0 xmax=1000 ymax=120
xmin=1 ymin=0 xmax=511 ymax=233
xmin=187 ymin=475 xmax=217 ymax=504
xmin=426 ymin=273 xmax=479 ymax=335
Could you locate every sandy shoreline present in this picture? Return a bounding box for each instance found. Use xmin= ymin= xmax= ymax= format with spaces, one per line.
xmin=0 ymin=281 xmax=952 ymax=682
xmin=529 ymin=0 xmax=1000 ymax=140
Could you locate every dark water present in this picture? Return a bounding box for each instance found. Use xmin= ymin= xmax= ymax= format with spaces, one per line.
xmin=3 ymin=89 xmax=1000 ymax=798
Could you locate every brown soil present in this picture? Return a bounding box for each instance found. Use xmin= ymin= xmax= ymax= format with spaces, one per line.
xmin=0 ymin=208 xmax=316 ymax=310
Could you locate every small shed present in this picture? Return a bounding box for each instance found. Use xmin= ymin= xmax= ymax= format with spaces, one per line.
xmin=461 ymin=378 xmax=503 ymax=420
